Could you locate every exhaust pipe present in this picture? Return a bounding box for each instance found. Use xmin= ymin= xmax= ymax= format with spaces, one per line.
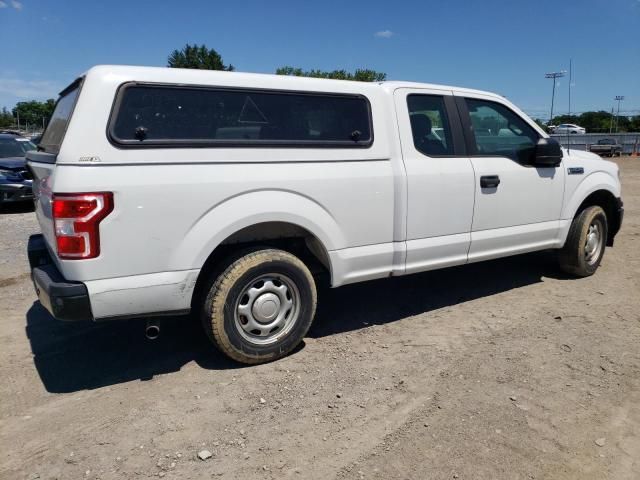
xmin=145 ymin=320 xmax=160 ymax=340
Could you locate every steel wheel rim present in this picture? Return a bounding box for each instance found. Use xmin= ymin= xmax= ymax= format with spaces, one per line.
xmin=584 ymin=220 xmax=603 ymax=265
xmin=233 ymin=273 xmax=301 ymax=346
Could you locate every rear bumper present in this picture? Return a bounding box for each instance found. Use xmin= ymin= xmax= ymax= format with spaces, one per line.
xmin=28 ymin=234 xmax=93 ymax=321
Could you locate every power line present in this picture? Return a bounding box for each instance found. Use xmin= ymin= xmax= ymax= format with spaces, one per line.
xmin=545 ymin=71 xmax=566 ymax=123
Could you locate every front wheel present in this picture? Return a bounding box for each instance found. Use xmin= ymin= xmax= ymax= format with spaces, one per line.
xmin=201 ymin=248 xmax=317 ymax=364
xmin=558 ymin=206 xmax=608 ymax=277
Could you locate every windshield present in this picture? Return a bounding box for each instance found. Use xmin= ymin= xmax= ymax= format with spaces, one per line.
xmin=39 ymin=80 xmax=82 ymax=154
xmin=0 ymin=137 xmax=37 ymax=158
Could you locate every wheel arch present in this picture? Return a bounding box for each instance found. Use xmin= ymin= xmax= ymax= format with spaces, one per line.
xmin=174 ymin=190 xmax=343 ymax=308
xmin=563 ymin=174 xmax=621 ymax=246
xmin=189 ymin=220 xmax=333 ymax=315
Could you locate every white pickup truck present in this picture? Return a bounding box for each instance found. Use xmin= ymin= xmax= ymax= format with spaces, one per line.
xmin=27 ymin=66 xmax=623 ymax=364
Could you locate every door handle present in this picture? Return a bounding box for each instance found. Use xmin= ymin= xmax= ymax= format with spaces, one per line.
xmin=480 ymin=175 xmax=500 ymax=188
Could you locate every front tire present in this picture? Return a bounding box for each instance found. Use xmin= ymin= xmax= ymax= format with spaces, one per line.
xmin=201 ymin=248 xmax=317 ymax=364
xmin=558 ymin=206 xmax=608 ymax=277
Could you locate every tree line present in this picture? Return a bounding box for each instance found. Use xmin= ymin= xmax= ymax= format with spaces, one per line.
xmin=0 ymin=100 xmax=56 ymax=129
xmin=542 ymin=111 xmax=640 ymax=134
xmin=166 ymin=44 xmax=388 ymax=82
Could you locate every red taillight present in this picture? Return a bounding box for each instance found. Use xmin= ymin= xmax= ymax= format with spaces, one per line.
xmin=52 ymin=192 xmax=113 ymax=259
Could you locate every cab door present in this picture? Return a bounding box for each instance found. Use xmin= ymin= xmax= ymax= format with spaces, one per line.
xmin=394 ymin=88 xmax=475 ymax=274
xmin=454 ymin=94 xmax=565 ymax=262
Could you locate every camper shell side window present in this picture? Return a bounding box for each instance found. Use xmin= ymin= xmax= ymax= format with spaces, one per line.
xmin=108 ymin=83 xmax=374 ymax=149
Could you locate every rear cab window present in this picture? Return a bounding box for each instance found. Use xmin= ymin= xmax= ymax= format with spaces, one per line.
xmin=108 ymin=84 xmax=373 ymax=148
xmin=38 ymin=80 xmax=83 ymax=155
xmin=407 ymin=94 xmax=455 ymax=156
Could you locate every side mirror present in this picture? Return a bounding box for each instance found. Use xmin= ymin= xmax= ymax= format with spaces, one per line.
xmin=533 ymin=137 xmax=563 ymax=166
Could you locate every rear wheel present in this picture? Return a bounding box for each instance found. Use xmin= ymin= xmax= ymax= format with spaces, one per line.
xmin=201 ymin=248 xmax=317 ymax=364
xmin=558 ymin=206 xmax=608 ymax=277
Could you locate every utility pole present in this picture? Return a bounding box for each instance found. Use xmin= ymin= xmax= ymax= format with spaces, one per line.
xmin=545 ymin=71 xmax=566 ymax=125
xmin=614 ymin=95 xmax=624 ymax=133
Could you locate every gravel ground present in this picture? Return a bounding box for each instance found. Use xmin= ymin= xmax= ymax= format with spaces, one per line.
xmin=1 ymin=157 xmax=639 ymax=480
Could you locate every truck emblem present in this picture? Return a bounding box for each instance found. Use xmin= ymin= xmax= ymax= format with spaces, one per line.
xmin=567 ymin=167 xmax=584 ymax=175
xmin=79 ymin=156 xmax=101 ymax=163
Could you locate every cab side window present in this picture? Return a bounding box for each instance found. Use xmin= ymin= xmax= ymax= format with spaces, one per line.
xmin=465 ymin=99 xmax=539 ymax=163
xmin=407 ymin=95 xmax=454 ymax=156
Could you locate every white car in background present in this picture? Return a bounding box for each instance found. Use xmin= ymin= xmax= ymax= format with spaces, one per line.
xmin=554 ymin=123 xmax=586 ymax=134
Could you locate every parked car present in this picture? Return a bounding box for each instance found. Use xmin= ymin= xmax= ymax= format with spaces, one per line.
xmin=0 ymin=134 xmax=35 ymax=205
xmin=30 ymin=134 xmax=43 ymax=145
xmin=553 ymin=123 xmax=586 ymax=134
xmin=589 ymin=138 xmax=623 ymax=157
xmin=27 ymin=66 xmax=623 ymax=364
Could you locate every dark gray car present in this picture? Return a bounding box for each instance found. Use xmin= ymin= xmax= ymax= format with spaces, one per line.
xmin=0 ymin=134 xmax=36 ymax=205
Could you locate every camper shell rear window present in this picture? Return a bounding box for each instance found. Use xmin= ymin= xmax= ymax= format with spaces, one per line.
xmin=108 ymin=83 xmax=373 ymax=148
xmin=38 ymin=79 xmax=83 ymax=155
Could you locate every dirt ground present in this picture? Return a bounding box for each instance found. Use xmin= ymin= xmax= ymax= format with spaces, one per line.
xmin=1 ymin=157 xmax=639 ymax=480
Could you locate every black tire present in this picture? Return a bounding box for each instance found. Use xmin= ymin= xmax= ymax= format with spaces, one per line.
xmin=201 ymin=248 xmax=317 ymax=364
xmin=558 ymin=206 xmax=608 ymax=277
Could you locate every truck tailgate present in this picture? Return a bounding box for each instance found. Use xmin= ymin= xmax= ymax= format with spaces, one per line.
xmin=27 ymin=151 xmax=57 ymax=257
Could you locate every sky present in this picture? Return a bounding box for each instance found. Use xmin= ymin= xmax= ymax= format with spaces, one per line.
xmin=0 ymin=0 xmax=639 ymax=120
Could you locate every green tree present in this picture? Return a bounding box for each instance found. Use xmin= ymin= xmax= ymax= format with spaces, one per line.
xmin=0 ymin=107 xmax=14 ymax=128
xmin=551 ymin=110 xmax=636 ymax=133
xmin=12 ymin=99 xmax=55 ymax=128
xmin=167 ymin=44 xmax=234 ymax=71
xmin=533 ymin=118 xmax=547 ymax=129
xmin=551 ymin=114 xmax=580 ymax=126
xmin=275 ymin=66 xmax=386 ymax=82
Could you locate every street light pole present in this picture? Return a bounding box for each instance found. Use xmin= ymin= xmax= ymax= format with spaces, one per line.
xmin=614 ymin=95 xmax=624 ymax=133
xmin=545 ymin=71 xmax=566 ymax=125
xmin=610 ymin=107 xmax=614 ymax=134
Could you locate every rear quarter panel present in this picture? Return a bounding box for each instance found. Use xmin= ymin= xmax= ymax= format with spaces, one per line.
xmin=52 ymin=160 xmax=395 ymax=282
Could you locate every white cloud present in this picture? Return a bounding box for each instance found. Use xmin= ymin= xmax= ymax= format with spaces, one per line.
xmin=0 ymin=1 xmax=8 ymax=8
xmin=11 ymin=0 xmax=22 ymax=10
xmin=0 ymin=78 xmax=60 ymax=100
xmin=374 ymin=30 xmax=393 ymax=38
